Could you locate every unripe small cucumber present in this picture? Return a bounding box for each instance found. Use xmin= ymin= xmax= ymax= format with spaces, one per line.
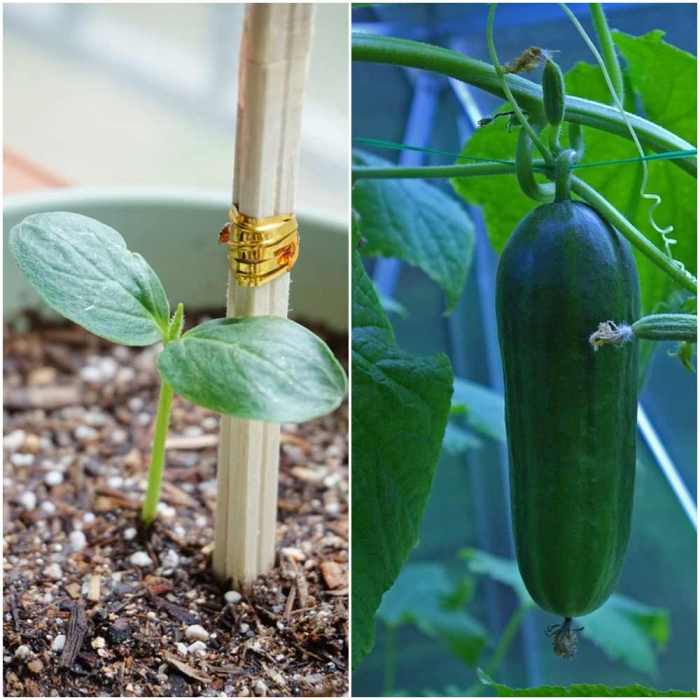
xmin=542 ymin=59 xmax=565 ymax=128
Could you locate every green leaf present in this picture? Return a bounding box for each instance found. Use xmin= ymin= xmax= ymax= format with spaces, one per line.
xmin=351 ymin=250 xmax=453 ymax=669
xmin=451 ymin=32 xmax=696 ymax=318
xmin=582 ymin=594 xmax=670 ymax=677
xmin=378 ymin=562 xmax=486 ymax=665
xmin=158 ymin=317 xmax=347 ymax=423
xmin=478 ymin=670 xmax=694 ymax=697
xmin=353 ymin=151 xmax=475 ymax=312
xmin=452 ymin=378 xmax=506 ymax=443
xmin=9 ymin=212 xmax=170 ymax=346
xmin=460 ymin=548 xmax=532 ymax=606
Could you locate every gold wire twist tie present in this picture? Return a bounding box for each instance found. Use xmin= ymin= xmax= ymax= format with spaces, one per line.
xmin=219 ymin=205 xmax=300 ymax=288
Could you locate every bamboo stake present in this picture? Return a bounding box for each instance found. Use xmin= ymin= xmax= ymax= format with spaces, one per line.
xmin=214 ymin=4 xmax=314 ymax=586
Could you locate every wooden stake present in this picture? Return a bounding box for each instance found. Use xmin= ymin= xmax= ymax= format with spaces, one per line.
xmin=214 ymin=4 xmax=314 ymax=586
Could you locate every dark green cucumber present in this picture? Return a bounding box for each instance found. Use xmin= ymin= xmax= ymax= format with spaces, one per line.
xmin=496 ymin=200 xmax=640 ymax=618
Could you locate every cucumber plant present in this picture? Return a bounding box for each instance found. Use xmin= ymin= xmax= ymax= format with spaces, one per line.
xmin=9 ymin=211 xmax=347 ymax=527
xmin=352 ymin=0 xmax=696 ymax=680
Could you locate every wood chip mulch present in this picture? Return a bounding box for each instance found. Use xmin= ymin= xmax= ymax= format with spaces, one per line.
xmin=3 ymin=312 xmax=349 ymax=697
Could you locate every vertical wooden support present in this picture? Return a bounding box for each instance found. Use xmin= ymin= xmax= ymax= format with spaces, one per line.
xmin=214 ymin=4 xmax=314 ymax=586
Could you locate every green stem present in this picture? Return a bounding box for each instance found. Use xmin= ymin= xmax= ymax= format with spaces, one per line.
xmin=353 ymin=161 xmax=528 ymax=181
xmin=486 ymin=5 xmax=552 ymax=165
xmin=466 ymin=604 xmax=529 ymax=696
xmin=140 ymin=378 xmax=174 ymax=527
xmin=352 ymin=33 xmax=696 ymax=176
xmin=589 ymin=3 xmax=625 ymax=104
xmin=383 ymin=624 xmax=397 ymax=696
xmin=554 ymin=150 xmax=576 ymax=202
xmin=571 ymin=176 xmax=697 ymax=294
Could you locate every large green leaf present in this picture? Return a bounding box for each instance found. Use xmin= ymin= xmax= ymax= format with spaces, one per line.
xmin=353 ymin=151 xmax=475 ymax=312
xmin=9 ymin=212 xmax=170 ymax=346
xmin=478 ymin=669 xmax=694 ymax=697
xmin=462 ymin=548 xmax=671 ymax=677
xmin=378 ymin=562 xmax=486 ymax=665
xmin=352 ymin=250 xmax=453 ymax=668
xmin=451 ymin=31 xmax=696 ymax=317
xmin=158 ymin=317 xmax=347 ymax=423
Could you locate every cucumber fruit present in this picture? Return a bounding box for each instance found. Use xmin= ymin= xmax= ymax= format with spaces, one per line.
xmin=496 ymin=200 xmax=640 ymax=619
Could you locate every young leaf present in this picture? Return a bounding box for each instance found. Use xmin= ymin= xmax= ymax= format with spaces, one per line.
xmin=352 ymin=250 xmax=453 ymax=669
xmin=9 ymin=212 xmax=170 ymax=346
xmin=158 ymin=317 xmax=347 ymax=423
xmin=378 ymin=562 xmax=486 ymax=665
xmin=353 ymin=151 xmax=475 ymax=313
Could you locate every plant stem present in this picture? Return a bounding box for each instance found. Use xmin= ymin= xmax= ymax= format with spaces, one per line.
xmin=589 ymin=3 xmax=624 ymax=103
xmin=466 ymin=604 xmax=529 ymax=697
xmin=571 ymin=175 xmax=697 ymax=294
xmin=486 ymin=5 xmax=552 ymax=164
xmin=383 ymin=624 xmax=397 ymax=697
xmin=353 ymin=161 xmax=528 ymax=181
xmin=352 ymin=33 xmax=696 ymax=176
xmin=141 ymin=377 xmax=175 ymax=527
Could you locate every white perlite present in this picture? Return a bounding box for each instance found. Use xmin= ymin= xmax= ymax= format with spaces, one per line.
xmin=123 ymin=528 xmax=137 ymax=541
xmin=51 ymin=635 xmax=66 ymax=652
xmin=224 ymin=590 xmax=242 ymax=605
xmin=187 ymin=640 xmax=207 ymax=656
xmin=129 ymin=551 xmax=152 ymax=568
xmin=44 ymin=471 xmax=64 ymax=487
xmin=161 ymin=550 xmax=180 ymax=570
xmin=44 ymin=563 xmax=62 ymax=580
xmin=18 ymin=491 xmax=37 ymax=511
xmin=69 ymin=530 xmax=87 ymax=552
xmin=11 ymin=453 xmax=35 ymax=467
xmin=14 ymin=645 xmax=32 ymax=660
xmin=184 ymin=624 xmax=209 ymax=642
xmin=4 ymin=430 xmax=27 ymax=450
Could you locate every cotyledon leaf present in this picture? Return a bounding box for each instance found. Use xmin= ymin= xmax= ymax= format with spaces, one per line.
xmin=9 ymin=211 xmax=170 ymax=346
xmin=158 ymin=316 xmax=347 ymax=423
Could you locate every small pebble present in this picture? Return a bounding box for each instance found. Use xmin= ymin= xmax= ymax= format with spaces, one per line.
xmin=44 ymin=471 xmax=64 ymax=487
xmin=281 ymin=546 xmax=305 ymax=562
xmin=176 ymin=642 xmax=188 ymax=656
xmin=14 ymin=645 xmax=32 ymax=660
xmin=84 ymin=410 xmax=108 ymax=427
xmin=254 ymin=680 xmax=268 ymax=696
xmin=129 ymin=551 xmax=152 ymax=568
xmin=27 ymin=659 xmax=44 ymax=674
xmin=201 ymin=416 xmax=218 ymax=431
xmin=240 ymin=622 xmax=250 ymax=634
xmin=127 ymin=397 xmax=144 ymax=412
xmin=156 ymin=502 xmax=176 ymax=520
xmin=187 ymin=640 xmax=207 ymax=656
xmin=82 ymin=512 xmax=96 ymax=525
xmin=51 ymin=635 xmax=66 ymax=653
xmin=99 ymin=357 xmax=118 ymax=379
xmin=107 ymin=475 xmax=124 ymax=490
xmin=44 ymin=563 xmax=62 ymax=580
xmin=116 ymin=367 xmax=136 ymax=384
xmin=137 ymin=412 xmax=152 ymax=426
xmin=18 ymin=491 xmax=37 ymax=511
xmin=224 ymin=590 xmax=242 ymax=605
xmin=185 ymin=624 xmax=209 ymax=642
xmin=41 ymin=501 xmax=57 ymax=515
xmin=80 ymin=366 xmax=103 ymax=383
xmin=123 ymin=527 xmax=137 ymax=541
xmin=161 ymin=550 xmax=179 ymax=570
xmin=183 ymin=425 xmax=203 ymax=438
xmin=4 ymin=430 xmax=27 ymax=451
xmin=10 ymin=453 xmax=35 ymax=467
xmin=75 ymin=425 xmax=99 ymax=442
xmin=69 ymin=530 xmax=87 ymax=552
xmin=91 ymin=637 xmax=106 ymax=650
xmin=110 ymin=429 xmax=128 ymax=445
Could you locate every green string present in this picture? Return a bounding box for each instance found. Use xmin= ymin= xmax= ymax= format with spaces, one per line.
xmin=353 ymin=136 xmax=697 ymax=173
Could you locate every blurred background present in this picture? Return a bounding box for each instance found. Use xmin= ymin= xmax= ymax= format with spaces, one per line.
xmin=352 ymin=3 xmax=696 ymax=695
xmin=4 ymin=3 xmax=348 ymax=226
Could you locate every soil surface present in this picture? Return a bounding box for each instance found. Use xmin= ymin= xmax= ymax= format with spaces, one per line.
xmin=3 ymin=312 xmax=348 ymax=697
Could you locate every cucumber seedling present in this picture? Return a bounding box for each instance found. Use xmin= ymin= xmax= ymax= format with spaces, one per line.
xmin=9 ymin=211 xmax=347 ymax=527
